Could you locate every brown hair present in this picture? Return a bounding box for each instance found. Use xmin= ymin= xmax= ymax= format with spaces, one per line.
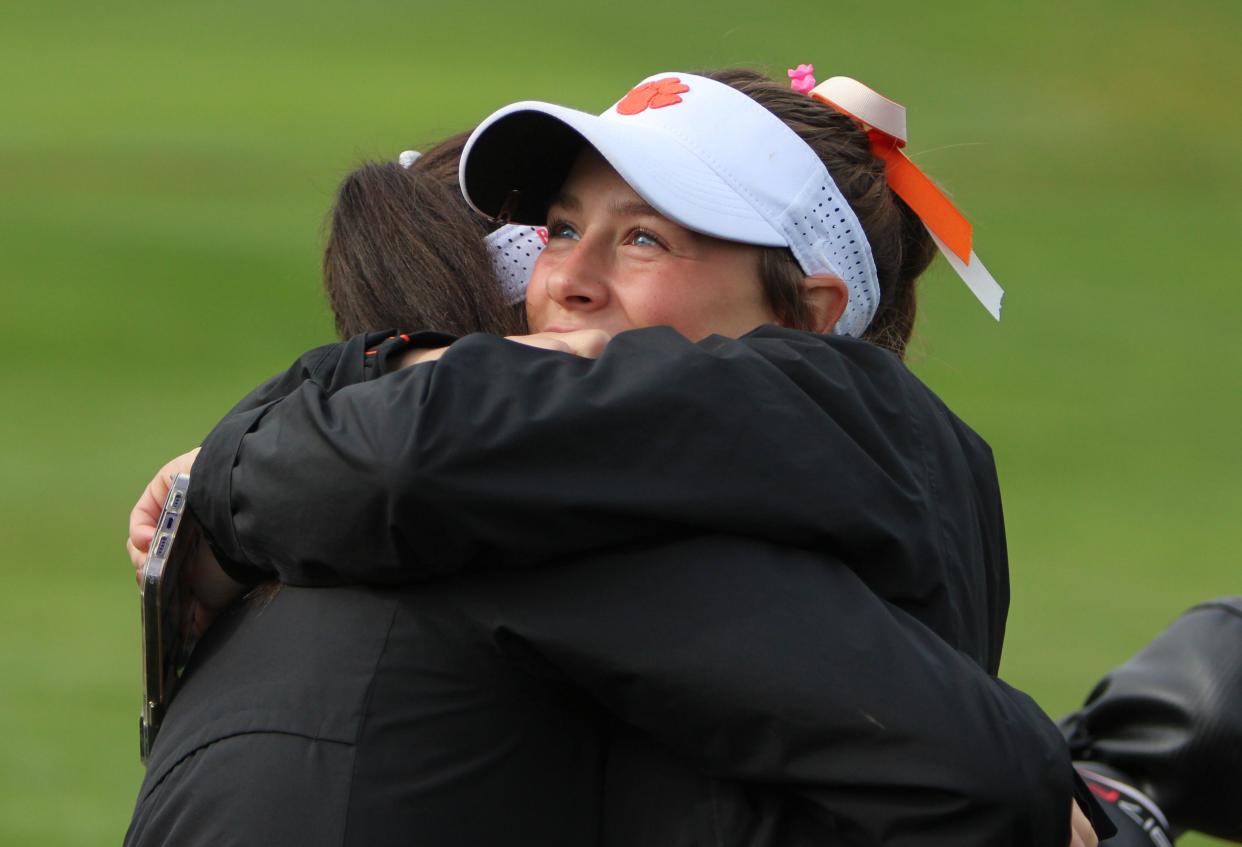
xmin=252 ymin=135 xmax=527 ymax=608
xmin=322 ymin=132 xmax=526 ymax=339
xmin=699 ymin=69 xmax=937 ymax=359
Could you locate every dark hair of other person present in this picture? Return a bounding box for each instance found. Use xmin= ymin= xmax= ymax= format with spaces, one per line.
xmin=249 ymin=136 xmax=527 ymax=609
xmin=323 ymin=132 xmax=527 ymax=340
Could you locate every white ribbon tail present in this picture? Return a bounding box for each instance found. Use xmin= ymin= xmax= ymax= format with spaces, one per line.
xmin=930 ymin=231 xmax=1004 ymax=321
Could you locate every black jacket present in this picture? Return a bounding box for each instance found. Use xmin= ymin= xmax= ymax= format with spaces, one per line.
xmin=129 ymin=541 xmax=1073 ymax=847
xmin=174 ymin=326 xmax=1080 ymax=844
xmin=193 ymin=326 xmax=1007 ymax=671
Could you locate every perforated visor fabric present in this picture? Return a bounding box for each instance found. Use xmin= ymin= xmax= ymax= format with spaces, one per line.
xmin=779 ymin=177 xmax=879 ymax=338
xmin=484 ymin=225 xmax=545 ymax=304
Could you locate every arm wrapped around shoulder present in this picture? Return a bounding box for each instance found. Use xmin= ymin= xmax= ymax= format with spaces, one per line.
xmin=187 ymin=326 xmax=993 ymax=600
xmin=474 ymin=535 xmax=1076 ymax=846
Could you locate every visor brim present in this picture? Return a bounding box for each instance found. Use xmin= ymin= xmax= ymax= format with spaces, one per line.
xmin=461 ymin=101 xmax=786 ymax=247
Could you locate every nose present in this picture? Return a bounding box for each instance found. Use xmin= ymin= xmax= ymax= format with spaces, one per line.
xmin=543 ymin=238 xmax=610 ymax=313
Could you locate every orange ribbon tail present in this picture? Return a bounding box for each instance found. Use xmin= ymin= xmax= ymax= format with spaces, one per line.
xmin=867 ymin=130 xmax=973 ymax=264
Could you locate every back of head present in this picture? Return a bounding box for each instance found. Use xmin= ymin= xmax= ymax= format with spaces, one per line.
xmin=698 ymin=69 xmax=937 ymax=358
xmin=323 ymin=133 xmax=526 ymax=339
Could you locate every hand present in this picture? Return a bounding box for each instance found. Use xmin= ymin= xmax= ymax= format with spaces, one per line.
xmin=127 ymin=448 xmax=244 ymax=637
xmin=399 ymin=346 xmax=448 ymax=368
xmin=504 ymin=329 xmax=612 ymax=359
xmin=1068 ymin=799 xmax=1098 ymax=847
xmin=399 ymin=329 xmax=613 ymax=369
xmin=127 ymin=448 xmax=200 ymax=583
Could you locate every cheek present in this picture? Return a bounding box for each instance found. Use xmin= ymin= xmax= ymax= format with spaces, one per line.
xmin=642 ymin=260 xmax=769 ymax=338
xmin=617 ymin=277 xmax=721 ymax=336
xmin=524 ymin=255 xmax=553 ymax=326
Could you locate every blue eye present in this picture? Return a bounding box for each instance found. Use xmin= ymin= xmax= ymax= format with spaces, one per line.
xmin=631 ymin=229 xmax=661 ymax=248
xmin=548 ymin=221 xmax=579 ymax=240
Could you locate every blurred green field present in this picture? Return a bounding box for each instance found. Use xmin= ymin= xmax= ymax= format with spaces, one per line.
xmin=1 ymin=0 xmax=1238 ymax=843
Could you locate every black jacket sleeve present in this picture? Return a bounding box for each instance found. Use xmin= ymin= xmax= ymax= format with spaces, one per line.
xmin=181 ymin=331 xmax=1084 ymax=842
xmin=218 ymin=330 xmax=458 ymax=419
xmin=477 ymin=536 xmax=1075 ymax=847
xmin=197 ymin=330 xmax=455 ymax=582
xmin=190 ymin=327 xmax=998 ymax=639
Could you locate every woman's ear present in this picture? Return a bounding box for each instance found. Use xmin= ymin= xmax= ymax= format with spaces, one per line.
xmin=802 ymin=274 xmax=849 ymax=334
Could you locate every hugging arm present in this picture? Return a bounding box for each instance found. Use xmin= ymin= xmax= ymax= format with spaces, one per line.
xmin=167 ymin=335 xmax=1094 ymax=844
xmin=481 ymin=536 xmax=1076 ymax=847
xmin=190 ymin=326 xmax=959 ymax=589
xmin=219 ymin=334 xmax=377 ymax=417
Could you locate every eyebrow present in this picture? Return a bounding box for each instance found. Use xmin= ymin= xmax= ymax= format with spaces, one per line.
xmin=610 ymin=198 xmax=662 ymax=219
xmin=547 ymin=191 xmax=662 ymax=220
xmin=547 ymin=190 xmax=581 ymax=212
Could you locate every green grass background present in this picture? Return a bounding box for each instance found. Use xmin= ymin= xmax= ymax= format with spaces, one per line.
xmin=1 ymin=0 xmax=1238 ymax=843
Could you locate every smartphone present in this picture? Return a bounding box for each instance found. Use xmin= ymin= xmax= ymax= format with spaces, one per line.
xmin=138 ymin=473 xmax=200 ymax=763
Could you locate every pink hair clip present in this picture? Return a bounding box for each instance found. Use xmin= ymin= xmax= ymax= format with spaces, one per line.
xmin=787 ymin=63 xmax=816 ymax=94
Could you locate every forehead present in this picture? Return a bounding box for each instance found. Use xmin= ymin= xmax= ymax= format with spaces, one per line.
xmin=548 ymin=150 xmax=765 ymax=277
xmin=550 ymin=149 xmax=720 ymax=246
xmin=551 ymin=149 xmax=646 ymax=209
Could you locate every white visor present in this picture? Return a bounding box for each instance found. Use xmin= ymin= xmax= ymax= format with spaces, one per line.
xmin=460 ymin=72 xmax=882 ymax=337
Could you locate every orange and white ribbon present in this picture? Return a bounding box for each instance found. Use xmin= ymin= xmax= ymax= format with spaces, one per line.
xmin=810 ymin=77 xmax=1004 ymax=320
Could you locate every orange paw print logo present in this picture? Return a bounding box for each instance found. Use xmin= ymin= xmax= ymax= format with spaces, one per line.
xmin=616 ymin=78 xmax=690 ymax=115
